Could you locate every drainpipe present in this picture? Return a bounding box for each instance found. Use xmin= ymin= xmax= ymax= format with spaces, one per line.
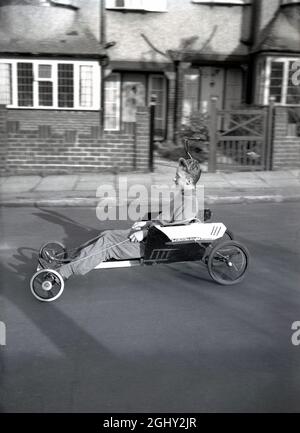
xmin=173 ymin=59 xmax=180 ymax=143
xmin=100 ymin=0 xmax=106 ymax=132
xmin=246 ymin=0 xmax=261 ymax=104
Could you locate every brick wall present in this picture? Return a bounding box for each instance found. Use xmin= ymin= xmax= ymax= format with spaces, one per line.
xmin=0 ymin=107 xmax=150 ymax=175
xmin=0 ymin=105 xmax=7 ymax=172
xmin=272 ymin=107 xmax=300 ymax=170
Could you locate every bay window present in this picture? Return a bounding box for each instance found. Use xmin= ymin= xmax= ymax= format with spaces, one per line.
xmin=0 ymin=59 xmax=100 ymax=110
xmin=260 ymin=57 xmax=300 ymax=106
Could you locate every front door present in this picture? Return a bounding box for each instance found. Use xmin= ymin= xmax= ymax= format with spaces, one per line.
xmin=199 ymin=67 xmax=225 ymax=113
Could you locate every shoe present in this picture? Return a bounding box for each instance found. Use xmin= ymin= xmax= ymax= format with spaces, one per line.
xmin=37 ymin=258 xmax=70 ymax=282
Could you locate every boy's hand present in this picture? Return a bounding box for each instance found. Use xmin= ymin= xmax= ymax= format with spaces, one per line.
xmin=132 ymin=221 xmax=148 ymax=230
xmin=129 ymin=229 xmax=146 ymax=243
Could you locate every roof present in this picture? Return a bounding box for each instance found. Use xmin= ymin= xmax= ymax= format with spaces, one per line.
xmin=0 ymin=5 xmax=106 ymax=58
xmin=253 ymin=5 xmax=300 ymax=54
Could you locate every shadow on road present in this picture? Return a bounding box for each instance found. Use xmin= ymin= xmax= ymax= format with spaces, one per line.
xmin=31 ymin=205 xmax=100 ymax=250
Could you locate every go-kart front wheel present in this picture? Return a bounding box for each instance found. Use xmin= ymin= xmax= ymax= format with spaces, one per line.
xmin=30 ymin=269 xmax=65 ymax=302
xmin=207 ymin=240 xmax=249 ymax=286
xmin=39 ymin=241 xmax=66 ymax=264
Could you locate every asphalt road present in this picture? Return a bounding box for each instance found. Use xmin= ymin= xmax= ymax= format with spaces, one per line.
xmin=0 ymin=202 xmax=300 ymax=413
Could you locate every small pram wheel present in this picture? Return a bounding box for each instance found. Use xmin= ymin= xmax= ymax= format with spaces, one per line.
xmin=30 ymin=269 xmax=65 ymax=302
xmin=39 ymin=241 xmax=66 ymax=264
xmin=207 ymin=240 xmax=249 ymax=286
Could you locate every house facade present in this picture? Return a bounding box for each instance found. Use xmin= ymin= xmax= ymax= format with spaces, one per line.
xmin=0 ymin=0 xmax=299 ymax=173
xmin=0 ymin=0 xmax=151 ymax=174
xmin=101 ymin=0 xmax=300 ymax=153
xmin=103 ymin=0 xmax=253 ymax=141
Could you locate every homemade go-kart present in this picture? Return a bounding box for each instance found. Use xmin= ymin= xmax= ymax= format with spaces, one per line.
xmin=30 ymin=209 xmax=250 ymax=302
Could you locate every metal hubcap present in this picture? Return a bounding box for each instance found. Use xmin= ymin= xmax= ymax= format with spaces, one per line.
xmin=42 ymin=281 xmax=53 ymax=291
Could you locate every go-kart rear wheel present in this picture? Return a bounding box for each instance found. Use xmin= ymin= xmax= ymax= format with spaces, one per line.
xmin=30 ymin=269 xmax=64 ymax=302
xmin=223 ymin=229 xmax=234 ymax=241
xmin=207 ymin=240 xmax=249 ymax=286
xmin=39 ymin=241 xmax=66 ymax=264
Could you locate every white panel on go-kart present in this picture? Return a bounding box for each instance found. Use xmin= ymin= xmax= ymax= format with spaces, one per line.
xmin=156 ymin=223 xmax=227 ymax=243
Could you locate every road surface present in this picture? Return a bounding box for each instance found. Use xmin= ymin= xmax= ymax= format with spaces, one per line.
xmin=0 ymin=202 xmax=299 ymax=412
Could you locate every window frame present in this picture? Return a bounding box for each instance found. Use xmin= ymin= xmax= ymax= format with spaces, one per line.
xmin=148 ymin=73 xmax=167 ymax=138
xmin=0 ymin=63 xmax=13 ymax=106
xmin=264 ymin=57 xmax=300 ymax=106
xmin=0 ymin=58 xmax=101 ymax=110
xmin=280 ymin=0 xmax=300 ymax=5
xmin=191 ymin=0 xmax=251 ymax=5
xmin=104 ymin=72 xmax=121 ymax=131
xmin=106 ymin=0 xmax=168 ymax=12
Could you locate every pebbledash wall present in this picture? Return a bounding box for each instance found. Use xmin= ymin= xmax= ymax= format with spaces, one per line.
xmin=0 ymin=105 xmax=150 ymax=175
xmin=272 ymin=107 xmax=300 ymax=170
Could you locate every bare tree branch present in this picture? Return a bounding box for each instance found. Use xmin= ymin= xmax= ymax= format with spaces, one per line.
xmin=140 ymin=33 xmax=169 ymax=59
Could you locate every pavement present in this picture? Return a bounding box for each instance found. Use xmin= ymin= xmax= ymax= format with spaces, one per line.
xmin=0 ymin=163 xmax=300 ymax=206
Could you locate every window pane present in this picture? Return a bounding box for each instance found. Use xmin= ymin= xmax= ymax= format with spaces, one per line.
xmin=287 ymin=61 xmax=300 ymax=105
xmin=270 ymin=61 xmax=284 ymax=103
xmin=183 ymin=72 xmax=199 ymax=121
xmin=39 ymin=81 xmax=53 ymax=106
xmin=17 ymin=63 xmax=33 ymax=107
xmin=58 ymin=64 xmax=74 ymax=108
xmin=149 ymin=75 xmax=166 ymax=137
xmin=38 ymin=64 xmax=52 ymax=79
xmin=104 ymin=74 xmax=120 ymax=130
xmin=0 ymin=63 xmax=12 ymax=105
xmin=80 ymin=65 xmax=93 ymax=107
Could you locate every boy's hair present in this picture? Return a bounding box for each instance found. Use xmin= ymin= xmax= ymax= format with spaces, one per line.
xmin=178 ymin=157 xmax=202 ymax=185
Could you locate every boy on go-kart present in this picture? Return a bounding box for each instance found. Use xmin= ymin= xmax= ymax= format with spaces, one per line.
xmin=38 ymin=156 xmax=202 ymax=280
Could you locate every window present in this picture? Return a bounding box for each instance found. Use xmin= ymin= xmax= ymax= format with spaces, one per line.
xmin=37 ymin=64 xmax=53 ymax=106
xmin=58 ymin=64 xmax=74 ymax=108
xmin=17 ymin=63 xmax=34 ymax=107
xmin=104 ymin=72 xmax=167 ymax=136
xmin=0 ymin=59 xmax=100 ymax=110
xmin=269 ymin=61 xmax=284 ymax=103
xmin=264 ymin=58 xmax=300 ymax=105
xmin=104 ymin=73 xmax=121 ymax=130
xmin=0 ymin=63 xmax=12 ymax=105
xmin=280 ymin=0 xmax=300 ymax=5
xmin=80 ymin=65 xmax=93 ymax=108
xmin=192 ymin=0 xmax=251 ymax=4
xmin=182 ymin=72 xmax=200 ymax=122
xmin=106 ymin=0 xmax=167 ymax=12
xmin=149 ymin=74 xmax=167 ymax=138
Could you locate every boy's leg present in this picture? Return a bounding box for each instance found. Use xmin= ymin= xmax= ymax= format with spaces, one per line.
xmin=58 ymin=229 xmax=141 ymax=279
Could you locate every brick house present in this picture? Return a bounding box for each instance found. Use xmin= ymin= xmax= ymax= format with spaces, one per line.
xmin=0 ymin=0 xmax=150 ymax=174
xmin=252 ymin=0 xmax=300 ymax=168
xmin=100 ymin=0 xmax=300 ymax=167
xmin=0 ymin=0 xmax=300 ymax=173
xmin=103 ymin=0 xmax=253 ymax=141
